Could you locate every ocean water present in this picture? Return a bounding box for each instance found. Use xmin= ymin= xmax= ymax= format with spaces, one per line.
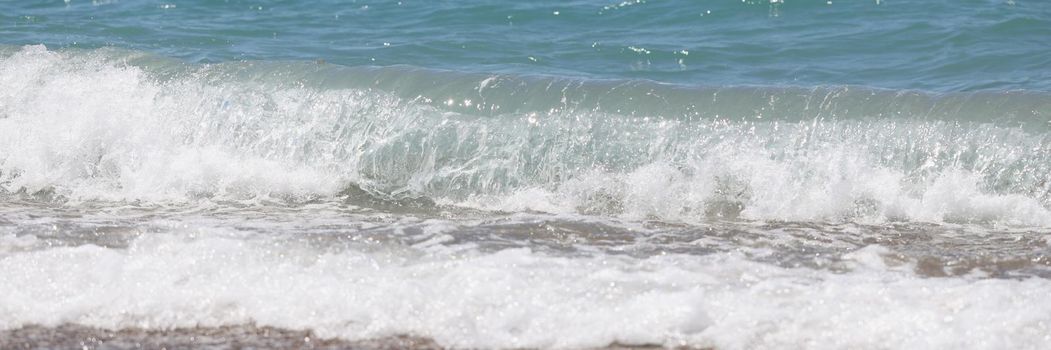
xmin=1 ymin=0 xmax=1050 ymax=348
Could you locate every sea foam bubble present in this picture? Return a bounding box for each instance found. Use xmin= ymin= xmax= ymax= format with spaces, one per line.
xmin=1 ymin=232 xmax=1050 ymax=349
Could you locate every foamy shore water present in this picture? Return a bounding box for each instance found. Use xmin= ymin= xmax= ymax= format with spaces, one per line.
xmin=3 ymin=223 xmax=1051 ymax=349
xmin=1 ymin=42 xmax=1050 ymax=349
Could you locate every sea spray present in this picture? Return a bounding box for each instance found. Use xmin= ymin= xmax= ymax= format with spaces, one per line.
xmin=1 ymin=45 xmax=1048 ymax=225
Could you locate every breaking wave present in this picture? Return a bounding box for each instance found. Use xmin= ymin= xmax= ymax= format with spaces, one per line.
xmin=1 ymin=45 xmax=1049 ymax=225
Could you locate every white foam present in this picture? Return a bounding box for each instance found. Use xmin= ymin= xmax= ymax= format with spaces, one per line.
xmin=0 ymin=46 xmax=351 ymax=202
xmin=1 ymin=45 xmax=1048 ymax=227
xmin=1 ymin=232 xmax=1050 ymax=349
xmin=474 ymin=149 xmax=1051 ymax=227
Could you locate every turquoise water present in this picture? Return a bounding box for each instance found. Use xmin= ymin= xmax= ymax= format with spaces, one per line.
xmin=3 ymin=0 xmax=1050 ymax=91
xmin=2 ymin=1 xmax=1051 ymax=349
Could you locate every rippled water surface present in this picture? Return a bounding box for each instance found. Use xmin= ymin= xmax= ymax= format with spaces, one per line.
xmin=3 ymin=0 xmax=1051 ymax=91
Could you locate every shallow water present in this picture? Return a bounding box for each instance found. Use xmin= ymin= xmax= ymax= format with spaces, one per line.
xmin=2 ymin=1 xmax=1051 ymax=349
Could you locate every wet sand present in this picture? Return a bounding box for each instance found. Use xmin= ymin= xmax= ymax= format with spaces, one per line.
xmin=0 ymin=324 xmax=440 ymax=350
xmin=0 ymin=324 xmax=687 ymax=349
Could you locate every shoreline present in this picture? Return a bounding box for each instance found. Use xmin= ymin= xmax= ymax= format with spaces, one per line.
xmin=0 ymin=324 xmax=439 ymax=350
xmin=0 ymin=324 xmax=688 ymax=350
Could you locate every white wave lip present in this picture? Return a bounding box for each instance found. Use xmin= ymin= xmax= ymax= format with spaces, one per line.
xmin=1 ymin=45 xmax=1049 ymax=226
xmin=0 ymin=233 xmax=1049 ymax=349
xmin=477 ymin=161 xmax=1051 ymax=227
xmin=0 ymin=45 xmax=357 ymax=201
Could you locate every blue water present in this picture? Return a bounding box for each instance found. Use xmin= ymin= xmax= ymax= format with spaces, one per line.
xmin=3 ymin=0 xmax=1050 ymax=91
xmin=3 ymin=1 xmax=1051 ymax=349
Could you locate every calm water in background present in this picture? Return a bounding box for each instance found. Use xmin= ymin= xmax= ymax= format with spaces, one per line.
xmin=1 ymin=1 xmax=1051 ymax=349
xmin=4 ymin=0 xmax=1051 ymax=91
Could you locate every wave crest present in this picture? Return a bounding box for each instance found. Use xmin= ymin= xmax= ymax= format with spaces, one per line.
xmin=1 ymin=45 xmax=1049 ymax=226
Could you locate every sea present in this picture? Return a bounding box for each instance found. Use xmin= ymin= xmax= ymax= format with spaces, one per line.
xmin=1 ymin=0 xmax=1051 ymax=349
